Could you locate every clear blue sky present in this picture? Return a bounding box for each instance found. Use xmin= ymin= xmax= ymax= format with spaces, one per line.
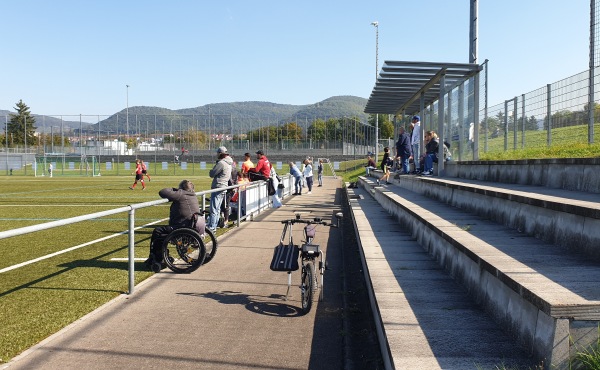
xmin=0 ymin=0 xmax=590 ymax=117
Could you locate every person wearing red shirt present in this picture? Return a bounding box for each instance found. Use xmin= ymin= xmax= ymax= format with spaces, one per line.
xmin=248 ymin=150 xmax=271 ymax=181
xmin=129 ymin=159 xmax=146 ymax=190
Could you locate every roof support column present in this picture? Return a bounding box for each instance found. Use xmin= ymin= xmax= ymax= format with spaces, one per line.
xmin=437 ymin=74 xmax=446 ymax=176
xmin=458 ymin=83 xmax=464 ymax=162
xmin=419 ymin=92 xmax=425 ymax=159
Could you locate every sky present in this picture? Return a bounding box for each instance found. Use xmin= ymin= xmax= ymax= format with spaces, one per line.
xmin=0 ymin=0 xmax=591 ymax=118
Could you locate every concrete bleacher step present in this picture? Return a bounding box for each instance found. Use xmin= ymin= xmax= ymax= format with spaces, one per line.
xmin=390 ymin=174 xmax=600 ymax=261
xmin=356 ymin=176 xmax=600 ymax=369
xmin=346 ymin=186 xmax=535 ymax=369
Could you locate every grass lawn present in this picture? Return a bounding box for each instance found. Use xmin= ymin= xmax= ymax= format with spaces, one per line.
xmin=0 ymin=159 xmax=364 ymax=364
xmin=0 ymin=175 xmax=218 ymax=363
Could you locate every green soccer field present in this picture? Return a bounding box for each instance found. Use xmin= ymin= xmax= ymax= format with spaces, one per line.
xmin=0 ymin=174 xmax=216 ymax=364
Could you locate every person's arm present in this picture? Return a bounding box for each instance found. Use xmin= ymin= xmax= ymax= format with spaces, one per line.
xmin=158 ymin=187 xmax=180 ymax=201
xmin=209 ymin=160 xmax=224 ymax=178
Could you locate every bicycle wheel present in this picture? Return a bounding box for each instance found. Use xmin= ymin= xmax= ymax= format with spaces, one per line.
xmin=162 ymin=228 xmax=206 ymax=273
xmin=301 ymin=262 xmax=314 ymax=313
xmin=202 ymin=227 xmax=218 ymax=264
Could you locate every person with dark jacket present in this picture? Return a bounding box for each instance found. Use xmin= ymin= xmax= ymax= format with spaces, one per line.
xmin=377 ymin=147 xmax=392 ymax=185
xmin=394 ymin=127 xmax=412 ymax=174
xmin=145 ymin=179 xmax=200 ymax=268
xmin=421 ymin=131 xmax=440 ymax=176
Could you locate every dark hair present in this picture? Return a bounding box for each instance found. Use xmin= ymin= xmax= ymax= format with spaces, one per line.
xmin=178 ymin=179 xmax=194 ymax=191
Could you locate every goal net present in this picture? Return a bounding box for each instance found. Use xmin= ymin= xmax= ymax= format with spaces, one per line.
xmin=35 ymin=155 xmax=100 ymax=177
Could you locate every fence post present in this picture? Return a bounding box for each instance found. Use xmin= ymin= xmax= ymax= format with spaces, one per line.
xmin=504 ymin=100 xmax=508 ymax=151
xmin=513 ymin=98 xmax=518 ymax=151
xmin=521 ymin=94 xmax=526 ymax=148
xmin=128 ymin=208 xmax=135 ymax=295
xmin=547 ymin=84 xmax=552 ymax=147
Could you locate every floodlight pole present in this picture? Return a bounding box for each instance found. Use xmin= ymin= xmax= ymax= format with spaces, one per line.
xmin=126 ymin=85 xmax=130 ymax=140
xmin=371 ymin=21 xmax=379 ymax=161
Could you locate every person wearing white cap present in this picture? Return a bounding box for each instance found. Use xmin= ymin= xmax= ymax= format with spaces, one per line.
xmin=207 ymin=146 xmax=233 ymax=231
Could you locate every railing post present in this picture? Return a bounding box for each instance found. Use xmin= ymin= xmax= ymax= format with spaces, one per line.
xmin=128 ymin=207 xmax=135 ymax=295
xmin=513 ymin=97 xmax=518 ymax=151
xmin=521 ymin=94 xmax=526 ymax=148
xmin=504 ymin=100 xmax=509 ymax=151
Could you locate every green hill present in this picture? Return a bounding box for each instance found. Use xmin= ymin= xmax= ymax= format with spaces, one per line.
xmin=86 ymin=96 xmax=369 ymax=135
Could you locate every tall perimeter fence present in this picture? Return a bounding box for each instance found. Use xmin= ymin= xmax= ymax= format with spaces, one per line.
xmin=1 ymin=114 xmax=376 ymax=175
xmin=398 ymin=1 xmax=600 ymax=161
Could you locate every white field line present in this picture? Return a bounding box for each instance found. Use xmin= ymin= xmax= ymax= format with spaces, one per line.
xmin=0 ymin=218 xmax=168 ymax=274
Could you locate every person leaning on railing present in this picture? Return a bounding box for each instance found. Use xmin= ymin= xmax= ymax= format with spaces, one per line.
xmin=144 ymin=179 xmax=200 ymax=268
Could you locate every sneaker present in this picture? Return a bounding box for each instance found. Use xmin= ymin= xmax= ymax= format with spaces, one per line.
xmin=129 ymin=187 xmax=134 ymax=190
xmin=386 ymin=182 xmax=392 ymax=185
xmin=142 ymin=187 xmax=146 ymax=190
xmin=307 ymin=191 xmax=312 ymax=194
xmin=421 ymin=171 xmax=432 ymax=176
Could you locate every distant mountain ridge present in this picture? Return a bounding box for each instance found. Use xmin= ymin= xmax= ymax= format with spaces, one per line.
xmin=1 ymin=96 xmax=369 ymax=134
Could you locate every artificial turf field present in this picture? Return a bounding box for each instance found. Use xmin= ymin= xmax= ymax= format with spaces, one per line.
xmin=0 ymin=174 xmax=215 ymax=364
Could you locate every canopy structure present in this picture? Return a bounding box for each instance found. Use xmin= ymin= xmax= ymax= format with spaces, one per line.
xmin=364 ymin=60 xmax=483 ymax=174
xmin=364 ymin=61 xmax=482 ymax=115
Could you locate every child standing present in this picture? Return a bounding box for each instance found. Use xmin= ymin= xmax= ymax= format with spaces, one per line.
xmin=141 ymin=160 xmax=151 ymax=181
xmin=317 ymin=159 xmax=323 ymax=187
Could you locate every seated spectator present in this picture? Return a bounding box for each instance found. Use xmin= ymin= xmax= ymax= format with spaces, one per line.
xmin=365 ymin=155 xmax=377 ymax=176
xmin=421 ymin=131 xmax=439 ymax=176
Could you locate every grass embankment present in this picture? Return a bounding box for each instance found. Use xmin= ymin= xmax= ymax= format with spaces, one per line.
xmin=479 ymin=123 xmax=600 ymax=160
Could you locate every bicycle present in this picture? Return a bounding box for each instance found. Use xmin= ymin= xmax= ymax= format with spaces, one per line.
xmin=272 ymin=212 xmax=343 ymax=314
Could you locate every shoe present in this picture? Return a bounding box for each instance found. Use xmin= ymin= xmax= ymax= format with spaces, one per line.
xmin=317 ymin=185 xmax=322 ymax=187
xmin=142 ymin=187 xmax=146 ymax=190
xmin=292 ymin=192 xmax=299 ymax=195
xmin=421 ymin=171 xmax=432 ymax=176
xmin=129 ymin=187 xmax=134 ymax=190
xmin=307 ymin=191 xmax=312 ymax=194
xmin=386 ymin=182 xmax=392 ymax=185
xmin=298 ymin=193 xmax=302 ymax=195
xmin=376 ymin=180 xmax=380 ymax=185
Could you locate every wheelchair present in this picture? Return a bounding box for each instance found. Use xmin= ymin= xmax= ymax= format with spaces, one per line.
xmin=149 ymin=212 xmax=218 ymax=273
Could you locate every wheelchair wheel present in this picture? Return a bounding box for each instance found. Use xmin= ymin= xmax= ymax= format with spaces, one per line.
xmin=202 ymin=227 xmax=218 ymax=264
xmin=162 ymin=228 xmax=206 ymax=273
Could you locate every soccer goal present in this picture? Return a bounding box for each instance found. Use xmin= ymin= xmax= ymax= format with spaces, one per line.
xmin=35 ymin=155 xmax=100 ymax=177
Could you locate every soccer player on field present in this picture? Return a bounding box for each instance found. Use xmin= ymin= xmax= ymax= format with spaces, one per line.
xmin=129 ymin=159 xmax=146 ymax=190
xmin=140 ymin=159 xmax=151 ymax=181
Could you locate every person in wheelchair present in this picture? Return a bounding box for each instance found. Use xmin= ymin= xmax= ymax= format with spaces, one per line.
xmin=145 ymin=179 xmax=200 ymax=268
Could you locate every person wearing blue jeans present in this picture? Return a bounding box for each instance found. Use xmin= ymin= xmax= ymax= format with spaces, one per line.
xmin=410 ymin=115 xmax=421 ymax=173
xmin=289 ymin=162 xmax=303 ymax=195
xmin=208 ymin=146 xmax=233 ymax=230
xmin=421 ymin=131 xmax=439 ymax=176
xmin=395 ymin=126 xmax=412 ymax=174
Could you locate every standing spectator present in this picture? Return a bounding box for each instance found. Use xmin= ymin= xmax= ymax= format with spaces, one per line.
xmin=365 ymin=155 xmax=377 ymax=176
xmin=289 ymin=162 xmax=303 ymax=195
xmin=140 ymin=159 xmax=151 ymax=181
xmin=302 ymin=159 xmax=314 ymax=194
xmin=394 ymin=127 xmax=412 ymax=175
xmin=270 ymin=164 xmax=283 ymax=208
xmin=378 ymin=147 xmax=392 ymax=185
xmin=48 ymin=163 xmax=53 ymax=178
xmin=129 ymin=159 xmax=146 ymax=190
xmin=410 ymin=115 xmax=421 ymax=174
xmin=248 ymin=150 xmax=271 ymax=181
xmin=207 ymin=146 xmax=233 ymax=231
xmin=220 ymin=156 xmax=238 ymax=227
xmin=421 ymin=131 xmax=440 ymax=176
xmin=317 ymin=159 xmax=323 ymax=187
xmin=241 ymin=152 xmax=254 ymax=175
xmin=144 ymin=179 xmax=199 ymax=269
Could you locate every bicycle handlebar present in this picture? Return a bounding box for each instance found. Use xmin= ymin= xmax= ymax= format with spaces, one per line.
xmin=280 ymin=218 xmax=337 ymax=228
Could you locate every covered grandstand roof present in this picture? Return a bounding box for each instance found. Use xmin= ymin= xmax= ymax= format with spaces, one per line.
xmin=364 ymin=61 xmax=482 ymax=115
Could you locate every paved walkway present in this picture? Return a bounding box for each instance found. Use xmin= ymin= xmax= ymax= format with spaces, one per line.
xmin=5 ymin=180 xmax=347 ymax=370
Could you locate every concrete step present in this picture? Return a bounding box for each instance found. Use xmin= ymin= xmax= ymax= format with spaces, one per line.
xmin=388 ymin=173 xmax=600 ymax=261
xmin=357 ymin=176 xmax=600 ymax=369
xmin=346 ymin=186 xmax=535 ymax=369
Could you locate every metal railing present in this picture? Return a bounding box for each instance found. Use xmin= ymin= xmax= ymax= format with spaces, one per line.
xmin=0 ymin=176 xmax=291 ymax=294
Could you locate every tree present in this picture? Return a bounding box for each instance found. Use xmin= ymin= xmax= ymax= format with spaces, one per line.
xmin=368 ymin=114 xmax=394 ymax=139
xmin=8 ymin=100 xmax=36 ymax=146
